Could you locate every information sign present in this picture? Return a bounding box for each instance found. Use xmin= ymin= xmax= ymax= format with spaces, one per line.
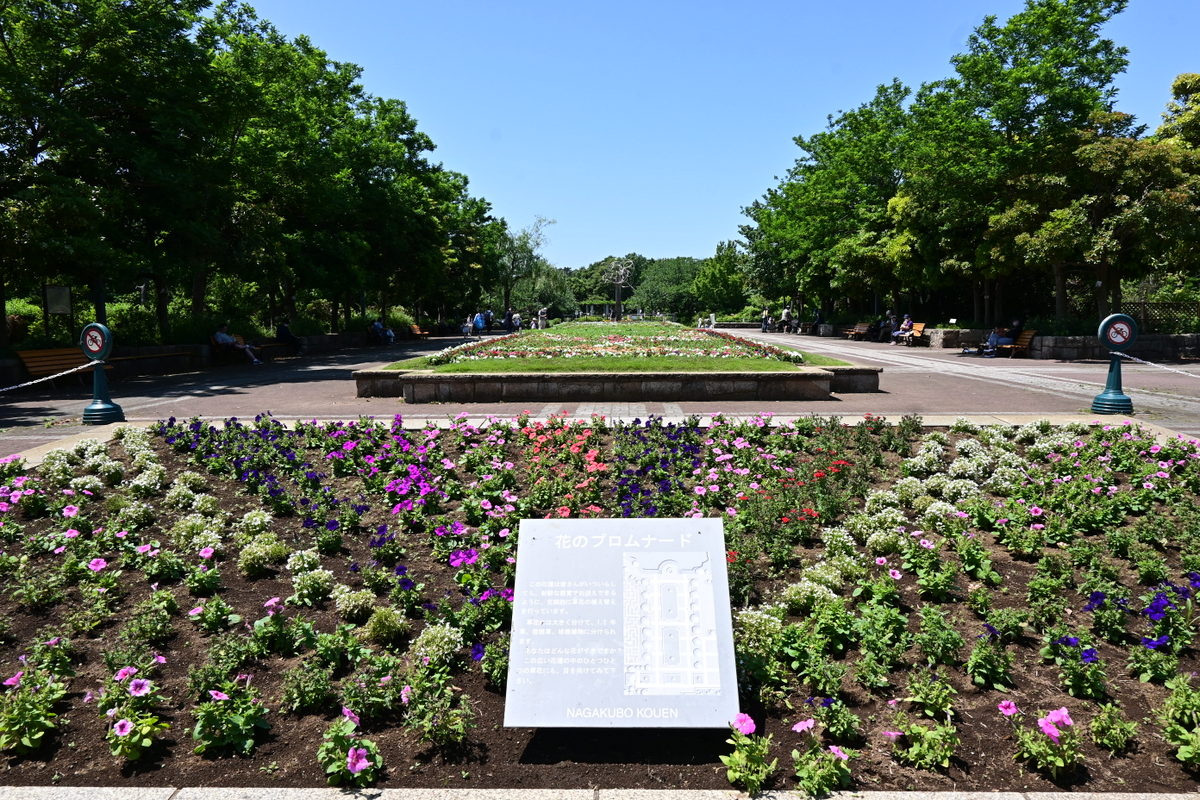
xmin=504 ymin=518 xmax=738 ymax=728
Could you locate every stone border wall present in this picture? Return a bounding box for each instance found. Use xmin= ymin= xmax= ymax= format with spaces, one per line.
xmin=354 ymin=366 xmax=881 ymax=403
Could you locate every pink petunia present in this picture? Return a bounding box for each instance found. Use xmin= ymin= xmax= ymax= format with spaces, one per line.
xmin=188 ymin=606 xmax=204 ymax=616
xmin=1037 ymin=716 xmax=1061 ymax=743
xmin=1045 ymin=707 xmax=1073 ymax=727
xmin=791 ymin=718 xmax=815 ymax=733
xmin=346 ymin=746 xmax=371 ymax=774
xmin=889 ymin=569 xmax=903 ymax=580
xmin=112 ymin=719 xmax=133 ymax=737
xmin=208 ymin=690 xmax=229 ymax=701
xmin=400 ymin=684 xmax=413 ymax=705
xmin=881 ymin=730 xmax=902 ymax=741
xmin=828 ymin=745 xmax=849 ymax=760
xmin=732 ymin=712 xmax=756 ymax=735
xmin=62 ymin=505 xmax=79 ymax=518
xmin=128 ymin=678 xmax=151 ymax=697
xmin=199 ymin=547 xmax=215 ymax=560
xmin=88 ymin=558 xmax=107 ymax=571
xmin=114 ymin=666 xmax=138 ymax=682
xmin=1029 ymin=506 xmax=1044 ymax=516
xmin=3 ymin=671 xmax=22 ymax=687
xmin=875 ymin=556 xmax=888 ymax=565
xmin=997 ymin=700 xmax=1020 ymax=717
xmin=63 ymin=529 xmax=79 ymax=538
xmin=342 ymin=706 xmax=360 ymax=726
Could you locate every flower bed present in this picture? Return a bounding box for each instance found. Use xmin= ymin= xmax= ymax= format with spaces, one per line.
xmin=423 ymin=321 xmax=806 ymax=368
xmin=1 ymin=414 xmax=1199 ymax=792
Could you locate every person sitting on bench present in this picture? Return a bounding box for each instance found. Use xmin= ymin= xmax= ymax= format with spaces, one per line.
xmin=214 ymin=323 xmax=262 ymax=364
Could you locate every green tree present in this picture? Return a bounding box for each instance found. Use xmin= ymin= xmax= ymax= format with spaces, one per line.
xmin=692 ymin=241 xmax=748 ymax=314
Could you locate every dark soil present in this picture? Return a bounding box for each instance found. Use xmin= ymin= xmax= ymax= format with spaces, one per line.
xmin=0 ymin=423 xmax=1197 ymax=793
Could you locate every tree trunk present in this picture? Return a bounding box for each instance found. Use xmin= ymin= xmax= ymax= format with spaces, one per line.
xmin=89 ymin=278 xmax=108 ymax=326
xmin=190 ymin=268 xmax=209 ymax=317
xmin=0 ymin=274 xmax=9 ymax=349
xmin=1053 ymin=263 xmax=1067 ymax=323
xmin=1096 ymin=264 xmax=1111 ymax=319
xmin=153 ymin=273 xmax=171 ymax=341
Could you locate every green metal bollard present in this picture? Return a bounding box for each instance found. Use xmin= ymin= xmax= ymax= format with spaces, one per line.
xmin=1090 ymin=314 xmax=1136 ymax=415
xmin=79 ymin=322 xmax=125 ymax=425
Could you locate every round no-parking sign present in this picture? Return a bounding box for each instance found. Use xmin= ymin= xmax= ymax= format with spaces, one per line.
xmin=80 ymin=322 xmax=113 ymax=361
xmin=1097 ymin=314 xmax=1137 ymax=353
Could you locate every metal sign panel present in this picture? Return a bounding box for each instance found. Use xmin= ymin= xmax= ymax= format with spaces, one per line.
xmin=504 ymin=518 xmax=738 ymax=728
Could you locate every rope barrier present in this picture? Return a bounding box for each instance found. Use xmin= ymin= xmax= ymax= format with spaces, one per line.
xmin=1114 ymin=351 xmax=1200 ymax=379
xmin=0 ymin=361 xmax=102 ymax=394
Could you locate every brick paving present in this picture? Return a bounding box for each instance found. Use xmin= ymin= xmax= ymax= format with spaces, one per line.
xmin=3 ymin=331 xmax=1199 ymax=459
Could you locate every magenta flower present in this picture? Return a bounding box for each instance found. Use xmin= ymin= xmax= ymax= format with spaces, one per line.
xmin=63 ymin=528 xmax=79 ymax=538
xmin=62 ymin=505 xmax=79 ymax=518
xmin=875 ymin=556 xmax=888 ymax=566
xmin=208 ymin=690 xmax=230 ymax=701
xmin=881 ymin=730 xmax=902 ymax=741
xmin=888 ymin=569 xmax=903 ymax=580
xmin=128 ymin=678 xmax=151 ymax=697
xmin=114 ymin=666 xmax=138 ymax=682
xmin=919 ymin=539 xmax=933 ymax=549
xmin=188 ymin=606 xmax=204 ymax=616
xmin=342 ymin=706 xmax=360 ymax=726
xmin=198 ymin=547 xmax=215 ymax=560
xmin=3 ymin=671 xmax=22 ymax=687
xmin=828 ymin=745 xmax=849 ymax=760
xmin=112 ymin=719 xmax=133 ymax=737
xmin=264 ymin=597 xmax=282 ymax=616
xmin=732 ymin=712 xmax=756 ymax=735
xmin=1045 ymin=706 xmax=1073 ymax=727
xmin=1029 ymin=506 xmax=1044 ymax=516
xmin=88 ymin=558 xmax=107 ymax=571
xmin=997 ymin=700 xmax=1020 ymax=717
xmin=1038 ymin=718 xmax=1061 ymax=743
xmin=400 ymin=684 xmax=413 ymax=705
xmin=346 ymin=746 xmax=371 ymax=774
xmin=342 ymin=440 xmax=358 ymax=452
xmin=136 ymin=543 xmax=153 ymax=554
xmin=791 ymin=718 xmax=815 ymax=733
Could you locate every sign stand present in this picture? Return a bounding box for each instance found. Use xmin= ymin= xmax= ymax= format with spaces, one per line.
xmin=1091 ymin=313 xmax=1136 ymax=415
xmin=79 ymin=322 xmax=125 ymax=424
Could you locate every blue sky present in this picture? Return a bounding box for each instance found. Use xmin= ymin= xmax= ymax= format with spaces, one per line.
xmin=243 ymin=0 xmax=1199 ymax=270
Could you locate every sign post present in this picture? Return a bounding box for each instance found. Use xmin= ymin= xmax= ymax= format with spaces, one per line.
xmin=504 ymin=518 xmax=738 ymax=728
xmin=79 ymin=322 xmax=125 ymax=424
xmin=1091 ymin=313 xmax=1136 ymax=415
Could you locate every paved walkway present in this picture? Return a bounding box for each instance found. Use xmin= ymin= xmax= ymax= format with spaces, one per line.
xmin=3 ymin=332 xmax=1199 ymax=459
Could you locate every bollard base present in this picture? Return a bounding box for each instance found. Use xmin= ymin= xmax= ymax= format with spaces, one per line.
xmin=83 ymin=400 xmax=125 ymax=425
xmin=1091 ymin=392 xmax=1133 ymax=415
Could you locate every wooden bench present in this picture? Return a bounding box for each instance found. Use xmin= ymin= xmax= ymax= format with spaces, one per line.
xmin=15 ymin=347 xmax=108 ymax=385
xmin=409 ymin=324 xmax=430 ymax=340
xmin=995 ymin=329 xmax=1036 ymax=358
xmin=845 ymin=322 xmax=872 ymax=340
xmin=899 ymin=321 xmax=928 ymax=346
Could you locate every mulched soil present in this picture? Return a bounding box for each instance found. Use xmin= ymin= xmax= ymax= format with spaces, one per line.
xmin=0 ymin=425 xmax=1197 ymax=792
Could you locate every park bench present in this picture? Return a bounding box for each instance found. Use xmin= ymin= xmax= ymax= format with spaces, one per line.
xmin=15 ymin=347 xmax=109 ymax=386
xmin=995 ymin=329 xmax=1036 ymax=358
xmin=845 ymin=322 xmax=872 ymax=340
xmin=409 ymin=323 xmax=430 ymax=340
xmin=899 ymin=322 xmax=928 ymax=346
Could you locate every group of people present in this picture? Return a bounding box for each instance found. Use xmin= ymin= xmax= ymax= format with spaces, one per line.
xmin=760 ymin=306 xmax=799 ymax=333
xmin=463 ymin=308 xmax=551 ymax=339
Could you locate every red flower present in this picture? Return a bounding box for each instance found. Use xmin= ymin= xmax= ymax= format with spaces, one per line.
xmin=726 ymin=550 xmax=738 ymax=563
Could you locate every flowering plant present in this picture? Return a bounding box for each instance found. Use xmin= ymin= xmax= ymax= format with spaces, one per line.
xmin=106 ymin=711 xmax=169 ymax=761
xmin=790 ymin=717 xmax=855 ymax=795
xmin=316 ymin=716 xmax=382 ymax=787
xmin=719 ymin=713 xmax=777 ymax=795
xmin=191 ymin=681 xmax=271 ymax=755
xmin=1008 ymin=706 xmax=1084 ymax=779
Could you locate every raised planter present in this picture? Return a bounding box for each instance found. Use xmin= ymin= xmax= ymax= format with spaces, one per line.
xmin=353 ymin=367 xmax=880 ymax=403
xmin=926 ymin=328 xmax=987 ymax=349
xmin=1030 ymin=333 xmax=1200 ymax=360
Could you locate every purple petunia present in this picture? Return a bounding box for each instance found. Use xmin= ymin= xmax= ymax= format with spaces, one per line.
xmin=1080 ymin=648 xmax=1098 ymax=664
xmin=112 ymin=719 xmax=133 ymax=737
